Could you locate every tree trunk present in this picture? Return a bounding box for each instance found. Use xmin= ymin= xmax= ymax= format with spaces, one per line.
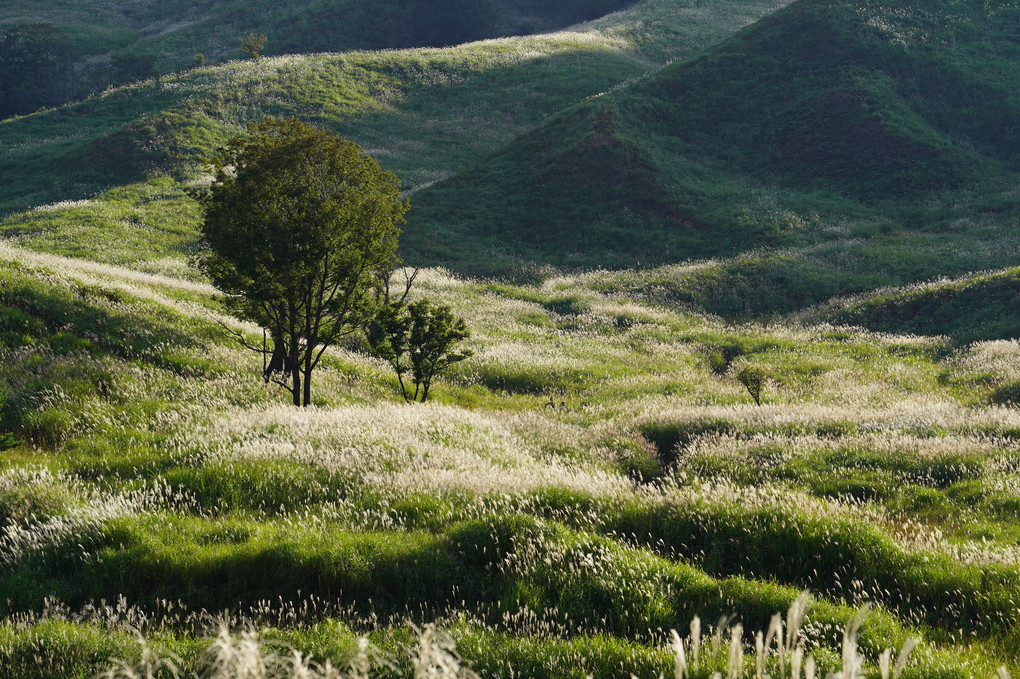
xmin=302 ymin=366 xmax=312 ymax=407
xmin=396 ymin=371 xmax=410 ymax=403
xmin=288 ymin=303 xmax=301 ymax=407
xmin=291 ymin=368 xmax=302 ymax=407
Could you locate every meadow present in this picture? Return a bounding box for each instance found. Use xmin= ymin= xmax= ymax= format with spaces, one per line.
xmin=3 ymin=0 xmax=1020 ymax=676
xmin=2 ymin=236 xmax=1020 ymax=677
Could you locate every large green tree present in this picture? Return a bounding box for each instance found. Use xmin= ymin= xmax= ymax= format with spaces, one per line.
xmin=194 ymin=118 xmax=408 ymax=406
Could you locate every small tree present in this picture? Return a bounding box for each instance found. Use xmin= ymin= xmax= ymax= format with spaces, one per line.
xmin=194 ymin=53 xmax=206 ymax=67
xmin=193 ymin=118 xmax=407 ymax=407
xmin=368 ymin=298 xmax=472 ymax=403
xmin=736 ymin=365 xmax=768 ymax=406
xmin=239 ymin=32 xmax=267 ymax=60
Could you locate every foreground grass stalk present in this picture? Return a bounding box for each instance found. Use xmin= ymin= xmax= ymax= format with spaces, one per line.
xmin=90 ymin=599 xmax=939 ymax=679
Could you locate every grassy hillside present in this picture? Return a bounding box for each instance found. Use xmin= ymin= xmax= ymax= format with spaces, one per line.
xmin=806 ymin=267 xmax=1020 ymax=345
xmin=3 ymin=0 xmax=1020 ymax=675
xmin=552 ymin=187 xmax=1020 ymax=319
xmin=2 ymin=242 xmax=1020 ymax=676
xmin=0 ymin=0 xmax=793 ymax=215
xmin=0 ymin=0 xmax=642 ymax=117
xmin=630 ymin=0 xmax=1020 ymax=197
xmin=0 ymin=39 xmax=637 ymax=212
xmin=0 ymin=0 xmax=642 ymax=67
xmin=405 ymin=0 xmax=1020 ymax=279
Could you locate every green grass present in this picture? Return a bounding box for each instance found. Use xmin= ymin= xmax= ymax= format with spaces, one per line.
xmin=2 ymin=239 xmax=1020 ymax=675
xmin=403 ymin=0 xmax=1020 ymax=283
xmin=3 ymin=1 xmax=1020 ymax=675
xmin=812 ymin=267 xmax=1020 ymax=344
xmin=0 ymin=177 xmax=202 ymax=278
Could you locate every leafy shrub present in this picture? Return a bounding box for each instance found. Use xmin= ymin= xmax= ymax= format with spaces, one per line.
xmin=0 ymin=390 xmax=18 ymax=452
xmin=608 ymin=435 xmax=663 ymax=483
xmin=707 ymin=350 xmax=729 ymax=374
xmin=369 ymin=298 xmax=473 ymax=403
xmin=17 ymin=406 xmax=73 ymax=449
xmin=239 ymin=32 xmax=267 ymax=60
xmin=0 ymin=483 xmax=71 ymax=525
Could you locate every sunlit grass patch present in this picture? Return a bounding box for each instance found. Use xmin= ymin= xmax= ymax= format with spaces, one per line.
xmin=2 ymin=240 xmax=1020 ymax=672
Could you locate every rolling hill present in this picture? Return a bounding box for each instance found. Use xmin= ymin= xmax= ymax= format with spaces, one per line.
xmin=4 ymin=0 xmax=1020 ymax=676
xmin=0 ymin=0 xmax=793 ymax=268
xmin=0 ymin=0 xmax=643 ymax=117
xmin=405 ymin=0 xmax=1020 ymax=279
xmin=0 ymin=0 xmax=643 ymax=67
xmin=805 ymin=266 xmax=1020 ymax=345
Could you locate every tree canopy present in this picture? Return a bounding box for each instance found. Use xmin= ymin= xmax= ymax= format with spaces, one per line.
xmin=194 ymin=118 xmax=407 ymax=406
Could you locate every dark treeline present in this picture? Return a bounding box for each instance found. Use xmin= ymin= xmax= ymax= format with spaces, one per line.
xmin=0 ymin=23 xmax=74 ymax=118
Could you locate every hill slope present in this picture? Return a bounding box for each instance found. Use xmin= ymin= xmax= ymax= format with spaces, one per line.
xmin=2 ymin=241 xmax=1020 ymax=675
xmin=0 ymin=0 xmax=642 ymax=117
xmin=0 ymin=0 xmax=793 ymax=266
xmin=406 ymin=0 xmax=1020 ymax=275
xmin=807 ymin=267 xmax=1020 ymax=345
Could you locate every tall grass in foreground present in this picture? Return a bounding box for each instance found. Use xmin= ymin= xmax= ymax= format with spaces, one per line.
xmin=93 ymin=596 xmax=970 ymax=679
xmin=5 ymin=246 xmax=1020 ymax=673
xmin=97 ymin=621 xmax=478 ymax=679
